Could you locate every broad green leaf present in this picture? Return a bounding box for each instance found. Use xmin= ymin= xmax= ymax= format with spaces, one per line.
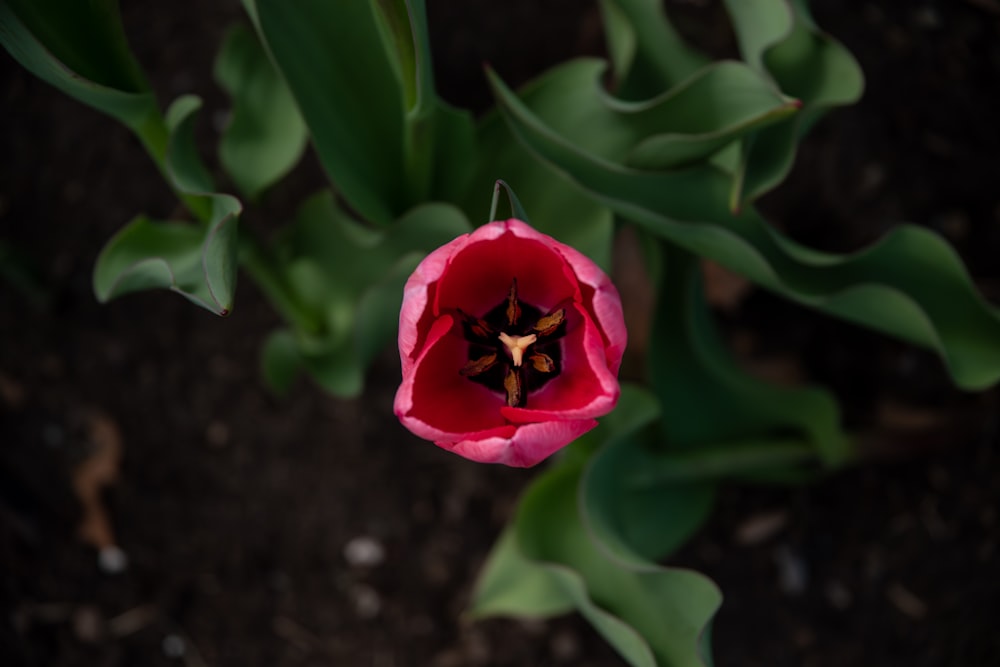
xmin=93 ymin=96 xmax=241 ymax=315
xmin=468 ymin=524 xmax=575 ymax=620
xmin=214 ymin=23 xmax=307 ymax=200
xmin=92 ymin=214 xmax=237 ymax=315
xmin=476 ymin=58 xmax=796 ymax=266
xmin=650 ymin=246 xmax=849 ymax=463
xmin=724 ymin=0 xmax=864 ymax=208
xmin=584 ymin=435 xmax=718 ymax=567
xmin=581 ymin=385 xmax=719 ymax=566
xmin=516 ymin=462 xmax=721 ymax=667
xmin=260 ymin=329 xmax=301 ymax=396
xmin=250 ymin=0 xmax=408 ymax=224
xmin=490 ymin=72 xmax=1000 ymax=391
xmin=247 ymin=0 xmax=473 ymax=221
xmin=0 ymin=0 xmax=157 ymax=132
xmin=617 ymin=61 xmax=800 ymax=170
xmin=267 ymin=193 xmax=471 ymax=396
xmin=597 ymin=0 xmax=708 ymax=100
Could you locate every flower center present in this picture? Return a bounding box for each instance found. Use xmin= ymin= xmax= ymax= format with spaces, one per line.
xmin=497 ymin=332 xmax=537 ymax=367
xmin=455 ymin=278 xmax=568 ymax=408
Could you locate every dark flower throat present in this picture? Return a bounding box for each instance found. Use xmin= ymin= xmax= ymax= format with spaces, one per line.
xmin=455 ymin=278 xmax=567 ymax=408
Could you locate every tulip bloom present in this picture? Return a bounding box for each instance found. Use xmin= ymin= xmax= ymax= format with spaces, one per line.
xmin=394 ymin=219 xmax=626 ymax=467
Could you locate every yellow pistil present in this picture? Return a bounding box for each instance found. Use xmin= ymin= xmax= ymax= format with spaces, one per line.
xmin=498 ymin=332 xmax=537 ymax=367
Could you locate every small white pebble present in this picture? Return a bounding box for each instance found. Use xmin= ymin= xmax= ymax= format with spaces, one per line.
xmin=343 ymin=536 xmax=385 ymax=567
xmin=550 ymin=630 xmax=581 ymax=662
xmin=98 ymin=546 xmax=129 ymax=574
xmin=162 ymin=634 xmax=186 ymax=658
xmin=825 ymin=580 xmax=853 ymax=610
xmin=351 ymin=585 xmax=382 ymax=619
xmin=773 ymin=544 xmax=808 ymax=596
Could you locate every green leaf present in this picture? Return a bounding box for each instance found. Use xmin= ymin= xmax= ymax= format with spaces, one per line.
xmin=488 ymin=179 xmax=531 ymax=223
xmin=516 ymin=462 xmax=721 ymax=667
xmin=597 ymin=0 xmax=708 ymax=100
xmin=245 ymin=0 xmax=474 ymax=221
xmin=249 ymin=0 xmax=408 ymax=224
xmin=260 ymin=329 xmax=302 ymax=396
xmin=92 ymin=214 xmax=237 ymax=315
xmin=583 ymin=435 xmax=718 ymax=566
xmin=489 ymin=71 xmax=1000 ymax=391
xmin=468 ymin=62 xmax=623 ymax=269
xmin=724 ymin=0 xmax=864 ymax=208
xmin=617 ymin=61 xmax=800 ymax=170
xmin=0 ymin=0 xmax=156 ymax=131
xmin=214 ymin=23 xmax=308 ymax=200
xmin=468 ymin=524 xmax=575 ymax=620
xmin=93 ymin=96 xmax=242 ymax=315
xmin=268 ymin=193 xmax=471 ymax=396
xmin=477 ymin=57 xmax=797 ymax=267
xmin=651 ymin=246 xmax=849 ymax=463
xmin=581 ymin=384 xmax=719 ymax=566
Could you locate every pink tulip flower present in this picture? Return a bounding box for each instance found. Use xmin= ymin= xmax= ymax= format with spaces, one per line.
xmin=394 ymin=219 xmax=626 ymax=467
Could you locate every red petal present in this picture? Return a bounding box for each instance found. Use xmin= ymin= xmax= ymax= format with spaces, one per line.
xmin=445 ymin=419 xmax=597 ymax=467
xmin=398 ymin=232 xmax=472 ymax=374
xmin=395 ymin=314 xmax=508 ymax=438
xmin=551 ymin=236 xmax=627 ymax=375
xmin=434 ymin=221 xmax=580 ymax=316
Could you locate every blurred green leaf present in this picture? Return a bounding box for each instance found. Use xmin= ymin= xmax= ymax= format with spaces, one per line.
xmin=468 ymin=524 xmax=576 ymax=620
xmin=92 ymin=214 xmax=237 ymax=315
xmin=618 ymin=61 xmax=800 ymax=170
xmin=476 ymin=57 xmax=796 ymax=267
xmin=260 ymin=329 xmax=301 ymax=396
xmin=468 ymin=61 xmax=621 ymax=268
xmin=0 ymin=0 xmax=165 ymax=169
xmin=93 ymin=96 xmax=241 ymax=315
xmin=488 ymin=179 xmax=531 ymax=223
xmin=725 ymin=0 xmax=864 ymax=209
xmin=247 ymin=0 xmax=474 ymax=222
xmin=249 ymin=0 xmax=408 ymax=224
xmin=214 ymin=23 xmax=307 ymax=200
xmin=266 ymin=193 xmax=471 ymax=396
xmin=490 ymin=71 xmax=1000 ymax=391
xmin=597 ymin=0 xmax=707 ymax=100
xmin=584 ymin=435 xmax=718 ymax=567
xmin=0 ymin=0 xmax=156 ymax=131
xmin=516 ymin=462 xmax=721 ymax=667
xmin=580 ymin=385 xmax=720 ymax=565
xmin=650 ymin=245 xmax=849 ymax=463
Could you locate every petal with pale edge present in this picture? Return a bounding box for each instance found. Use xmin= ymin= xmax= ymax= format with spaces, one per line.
xmin=395 ymin=219 xmax=626 ymax=467
xmin=446 ymin=419 xmax=598 ymax=467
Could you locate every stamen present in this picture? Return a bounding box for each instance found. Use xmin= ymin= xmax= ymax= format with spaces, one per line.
xmin=498 ymin=332 xmax=537 ymax=367
xmin=460 ymin=352 xmax=498 ymax=377
xmin=529 ymin=353 xmax=555 ymax=373
xmin=503 ymin=366 xmax=523 ymax=407
xmin=456 ymin=309 xmax=496 ymax=340
xmin=533 ymin=308 xmax=566 ymax=337
xmin=505 ymin=278 xmax=521 ymax=326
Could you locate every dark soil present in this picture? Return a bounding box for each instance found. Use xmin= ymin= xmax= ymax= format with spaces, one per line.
xmin=2 ymin=1 xmax=999 ymax=666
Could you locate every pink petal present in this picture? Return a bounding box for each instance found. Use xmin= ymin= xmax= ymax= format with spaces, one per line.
xmin=397 ymin=231 xmax=476 ymax=375
xmin=445 ymin=419 xmax=598 ymax=467
xmin=433 ymin=221 xmax=580 ymax=317
xmin=551 ymin=239 xmax=627 ymax=374
xmin=395 ymin=313 xmax=508 ymax=437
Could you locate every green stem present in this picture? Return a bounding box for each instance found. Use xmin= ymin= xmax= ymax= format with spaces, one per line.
xmin=238 ymin=234 xmax=323 ymax=335
xmin=628 ymin=439 xmax=815 ymax=487
xmin=132 ymin=110 xmax=213 ymax=224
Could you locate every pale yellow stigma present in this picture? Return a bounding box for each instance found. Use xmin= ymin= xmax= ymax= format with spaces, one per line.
xmin=498 ymin=332 xmax=537 ymax=367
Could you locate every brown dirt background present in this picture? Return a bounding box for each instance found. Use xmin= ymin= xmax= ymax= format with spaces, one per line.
xmin=2 ymin=1 xmax=999 ymax=666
